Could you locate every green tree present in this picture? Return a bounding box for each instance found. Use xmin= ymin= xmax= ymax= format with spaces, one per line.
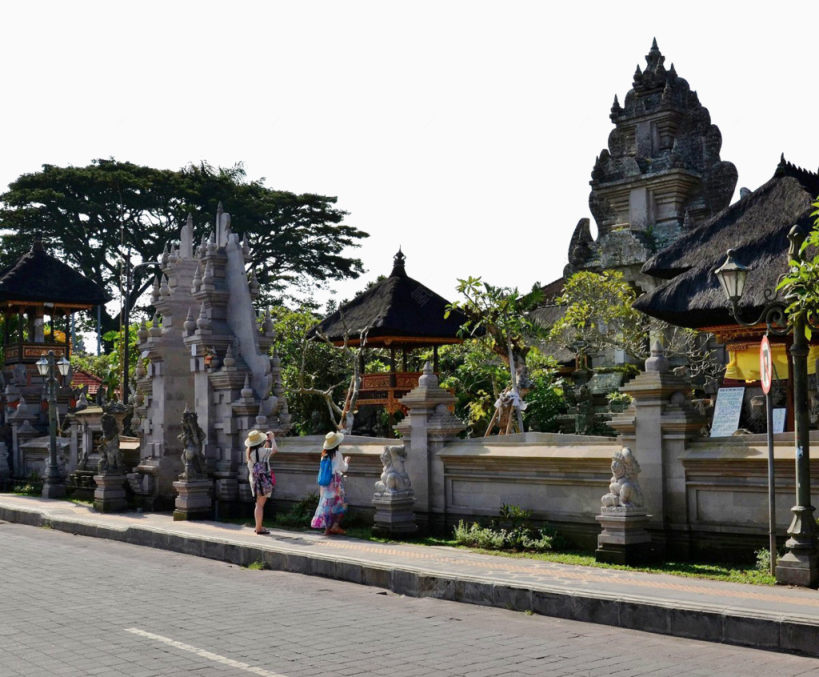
xmin=271 ymin=304 xmax=356 ymax=435
xmin=779 ymin=200 xmax=819 ymax=337
xmin=0 ymin=159 xmax=369 ymax=338
xmin=548 ymin=270 xmax=649 ymax=362
xmin=445 ymin=277 xmax=545 ymax=388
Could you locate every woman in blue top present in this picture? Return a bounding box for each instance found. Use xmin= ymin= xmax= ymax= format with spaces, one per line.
xmin=311 ymin=430 xmax=350 ymax=535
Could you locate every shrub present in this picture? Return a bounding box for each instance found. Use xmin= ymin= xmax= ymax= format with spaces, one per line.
xmin=275 ymin=493 xmax=319 ymax=528
xmin=453 ymin=518 xmax=555 ymax=554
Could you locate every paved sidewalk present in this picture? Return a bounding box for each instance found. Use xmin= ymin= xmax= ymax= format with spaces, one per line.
xmin=2 ymin=494 xmax=818 ymax=658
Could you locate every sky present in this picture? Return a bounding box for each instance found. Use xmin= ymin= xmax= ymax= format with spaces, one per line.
xmin=2 ymin=1 xmax=818 ymax=311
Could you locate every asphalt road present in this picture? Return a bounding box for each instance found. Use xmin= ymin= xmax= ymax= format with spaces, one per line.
xmin=1 ymin=521 xmax=818 ymax=677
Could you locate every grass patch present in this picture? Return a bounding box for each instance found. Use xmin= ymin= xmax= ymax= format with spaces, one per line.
xmin=445 ymin=547 xmax=776 ymax=585
xmin=245 ymin=560 xmax=268 ymax=570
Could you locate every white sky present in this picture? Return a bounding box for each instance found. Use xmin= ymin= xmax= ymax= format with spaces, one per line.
xmin=2 ymin=1 xmax=818 ymax=310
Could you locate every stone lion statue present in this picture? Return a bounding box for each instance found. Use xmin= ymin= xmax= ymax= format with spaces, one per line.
xmin=97 ymin=411 xmax=122 ymax=474
xmin=601 ymin=446 xmax=643 ymax=509
xmin=374 ymin=444 xmax=411 ymax=495
xmin=178 ymin=408 xmax=207 ymax=480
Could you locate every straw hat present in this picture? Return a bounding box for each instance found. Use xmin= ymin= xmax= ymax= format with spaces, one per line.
xmin=323 ymin=430 xmax=345 ymax=450
xmin=244 ymin=430 xmax=266 ymax=448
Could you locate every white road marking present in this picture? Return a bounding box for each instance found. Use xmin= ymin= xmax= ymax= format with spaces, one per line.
xmin=125 ymin=627 xmax=289 ymax=677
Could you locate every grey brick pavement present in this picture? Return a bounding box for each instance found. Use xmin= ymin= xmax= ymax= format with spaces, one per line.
xmin=4 ymin=523 xmax=819 ymax=677
xmin=3 ymin=494 xmax=819 ymax=665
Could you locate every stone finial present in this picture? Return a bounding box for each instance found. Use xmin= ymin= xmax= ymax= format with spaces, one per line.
xmin=633 ymin=63 xmax=643 ymax=85
xmin=183 ymin=307 xmax=196 ymax=335
xmin=601 ymin=447 xmax=643 ymax=510
xmin=206 ymin=232 xmax=217 ymax=255
xmin=240 ymin=374 xmax=253 ymax=400
xmin=645 ymin=37 xmax=664 ymax=73
xmin=609 ymin=94 xmax=622 ymax=121
xmin=223 ymin=342 xmax=236 ymax=369
xmin=160 ymin=242 xmax=169 ymax=267
xmin=191 ymin=260 xmax=202 ymax=293
xmin=148 ymin=314 xmax=162 ymax=338
xmin=180 ymin=213 xmax=194 ymax=259
xmin=150 ymin=275 xmax=161 ymax=305
xmin=645 ymin=340 xmax=669 ymax=373
xmin=159 ymin=274 xmax=171 ymax=298
xmin=196 ymin=302 xmax=211 ymax=331
xmin=262 ymin=309 xmax=275 ymax=337
xmin=241 ymin=233 xmax=250 ymax=258
xmin=418 ymin=361 xmax=437 ymax=388
xmin=137 ymin=319 xmax=149 ymax=344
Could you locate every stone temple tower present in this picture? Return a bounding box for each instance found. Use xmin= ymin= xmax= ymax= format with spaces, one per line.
xmin=565 ymin=39 xmax=738 ymax=291
xmin=130 ymin=206 xmax=290 ymax=510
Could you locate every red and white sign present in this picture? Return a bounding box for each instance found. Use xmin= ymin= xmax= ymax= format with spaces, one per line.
xmin=760 ymin=336 xmax=772 ymax=395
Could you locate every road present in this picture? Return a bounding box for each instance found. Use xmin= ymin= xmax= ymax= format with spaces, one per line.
xmin=1 ymin=521 xmax=817 ymax=677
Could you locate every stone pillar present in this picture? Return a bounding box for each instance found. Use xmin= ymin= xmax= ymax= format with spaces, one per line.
xmin=608 ymin=341 xmax=704 ymax=556
xmin=397 ymin=362 xmax=465 ymax=532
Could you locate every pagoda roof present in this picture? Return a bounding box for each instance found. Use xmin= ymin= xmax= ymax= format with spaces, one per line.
xmin=308 ymin=250 xmax=469 ymax=347
xmin=634 ymin=156 xmax=819 ymax=329
xmin=0 ymin=239 xmax=109 ymax=308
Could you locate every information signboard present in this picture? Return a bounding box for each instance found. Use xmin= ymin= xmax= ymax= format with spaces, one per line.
xmin=710 ymin=387 xmax=745 ymax=437
xmin=773 ymin=408 xmax=786 ymax=434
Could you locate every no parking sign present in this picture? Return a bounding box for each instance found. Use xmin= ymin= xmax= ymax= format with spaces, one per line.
xmin=760 ymin=335 xmax=772 ymax=394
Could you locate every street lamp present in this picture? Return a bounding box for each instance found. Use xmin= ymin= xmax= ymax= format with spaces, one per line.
xmin=715 ymin=227 xmax=819 ymax=587
xmin=37 ymin=351 xmax=71 ymax=498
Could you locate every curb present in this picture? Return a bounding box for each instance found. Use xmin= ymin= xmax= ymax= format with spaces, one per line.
xmin=2 ymin=504 xmax=817 ymax=658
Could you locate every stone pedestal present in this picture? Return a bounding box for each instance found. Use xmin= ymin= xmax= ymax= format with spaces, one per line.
xmin=93 ymin=473 xmax=128 ymax=513
xmin=67 ymin=469 xmax=96 ymax=501
xmin=173 ymin=479 xmax=213 ymax=521
xmin=596 ymin=508 xmax=652 ymax=565
xmin=373 ymin=491 xmax=417 ymax=537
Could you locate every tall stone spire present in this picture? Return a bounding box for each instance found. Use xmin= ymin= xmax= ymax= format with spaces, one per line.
xmin=572 ymin=40 xmax=738 ymax=284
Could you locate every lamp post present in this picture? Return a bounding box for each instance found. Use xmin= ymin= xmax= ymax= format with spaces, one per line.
xmin=37 ymin=350 xmax=71 ymax=498
xmin=715 ymin=228 xmax=819 ymax=587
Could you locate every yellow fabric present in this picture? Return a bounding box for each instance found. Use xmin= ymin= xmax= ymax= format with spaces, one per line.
xmin=725 ymin=343 xmax=819 ymax=381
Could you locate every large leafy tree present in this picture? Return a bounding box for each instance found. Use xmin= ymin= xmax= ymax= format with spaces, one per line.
xmin=0 ymin=159 xmax=368 ymax=337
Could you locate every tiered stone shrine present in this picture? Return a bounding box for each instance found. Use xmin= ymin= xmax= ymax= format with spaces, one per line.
xmin=129 ymin=206 xmax=290 ymax=514
xmin=566 ymin=39 xmax=738 ymax=291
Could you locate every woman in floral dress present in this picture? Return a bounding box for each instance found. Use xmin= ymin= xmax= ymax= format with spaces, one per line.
xmin=311 ymin=430 xmax=350 ymax=535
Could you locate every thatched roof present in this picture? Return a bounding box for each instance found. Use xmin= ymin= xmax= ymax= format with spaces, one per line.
xmin=634 ymin=157 xmax=819 ymax=328
xmin=0 ymin=240 xmax=109 ymax=307
xmin=308 ymin=250 xmax=469 ymax=347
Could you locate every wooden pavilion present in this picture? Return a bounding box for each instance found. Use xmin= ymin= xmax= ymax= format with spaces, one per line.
xmin=633 ymin=157 xmax=819 ymax=429
xmin=0 ymin=238 xmax=109 ymax=391
xmin=308 ymin=249 xmax=469 ymax=416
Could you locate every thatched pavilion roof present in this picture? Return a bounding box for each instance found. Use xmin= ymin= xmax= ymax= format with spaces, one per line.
xmin=633 ymin=157 xmax=819 ymax=329
xmin=308 ymin=250 xmax=469 ymax=347
xmin=0 ymin=239 xmax=109 ymax=308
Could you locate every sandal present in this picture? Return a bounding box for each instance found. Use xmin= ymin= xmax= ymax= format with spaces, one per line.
xmin=329 ymin=526 xmax=346 ymax=535
xmin=255 ymin=528 xmax=270 ymax=535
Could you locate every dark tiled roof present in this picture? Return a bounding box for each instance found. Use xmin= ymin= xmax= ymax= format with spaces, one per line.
xmin=0 ymin=240 xmax=109 ymax=306
xmin=308 ymin=250 xmax=469 ymax=345
xmin=634 ymin=158 xmax=818 ymax=328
